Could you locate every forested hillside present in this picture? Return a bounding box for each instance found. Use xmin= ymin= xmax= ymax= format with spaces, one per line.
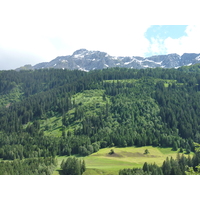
xmin=1 ymin=66 xmax=200 ymax=174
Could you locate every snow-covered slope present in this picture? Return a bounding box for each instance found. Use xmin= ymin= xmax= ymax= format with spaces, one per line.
xmin=16 ymin=49 xmax=200 ymax=71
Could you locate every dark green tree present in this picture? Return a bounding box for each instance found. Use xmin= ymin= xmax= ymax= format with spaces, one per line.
xmin=144 ymin=149 xmax=150 ymax=154
xmin=162 ymin=157 xmax=171 ymax=175
xmin=109 ymin=149 xmax=115 ymax=155
xmin=143 ymin=162 xmax=149 ymax=174
xmin=172 ymin=141 xmax=178 ymax=151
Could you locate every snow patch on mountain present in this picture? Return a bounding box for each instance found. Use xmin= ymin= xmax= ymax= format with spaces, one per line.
xmin=124 ymin=61 xmax=132 ymax=65
xmin=196 ymin=55 xmax=200 ymax=61
xmin=155 ymin=61 xmax=163 ymax=65
xmin=61 ymin=60 xmax=68 ymax=63
xmin=136 ymin=59 xmax=143 ymax=63
xmin=144 ymin=59 xmax=155 ymax=63
xmin=77 ymin=65 xmax=89 ymax=72
xmin=73 ymin=54 xmax=84 ymax=59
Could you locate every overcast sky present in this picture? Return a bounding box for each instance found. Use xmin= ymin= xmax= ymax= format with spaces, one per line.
xmin=0 ymin=0 xmax=199 ymax=70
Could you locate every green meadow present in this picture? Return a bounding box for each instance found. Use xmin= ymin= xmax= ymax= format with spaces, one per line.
xmin=53 ymin=146 xmax=192 ymax=175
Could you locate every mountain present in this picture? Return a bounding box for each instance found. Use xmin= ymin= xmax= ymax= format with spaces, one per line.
xmin=16 ymin=49 xmax=200 ymax=71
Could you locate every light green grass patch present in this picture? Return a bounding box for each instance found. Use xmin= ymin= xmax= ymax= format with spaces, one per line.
xmin=88 ymin=146 xmax=178 ymax=168
xmin=39 ymin=89 xmax=108 ymax=136
xmin=103 ymin=79 xmax=138 ymax=84
xmin=72 ymin=89 xmax=108 ymax=112
xmin=54 ymin=146 xmax=190 ymax=175
xmin=0 ymin=85 xmax=24 ymax=108
xmin=103 ymin=78 xmax=182 ymax=88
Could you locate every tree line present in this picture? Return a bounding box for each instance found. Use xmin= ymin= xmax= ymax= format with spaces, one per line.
xmin=0 ymin=157 xmax=57 ymax=175
xmin=60 ymin=157 xmax=86 ymax=175
xmin=119 ymin=151 xmax=200 ymax=175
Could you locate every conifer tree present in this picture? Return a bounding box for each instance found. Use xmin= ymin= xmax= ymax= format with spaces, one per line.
xmin=81 ymin=160 xmax=86 ymax=174
xmin=143 ymin=162 xmax=149 ymax=174
xmin=172 ymin=141 xmax=178 ymax=151
xmin=162 ymin=157 xmax=171 ymax=175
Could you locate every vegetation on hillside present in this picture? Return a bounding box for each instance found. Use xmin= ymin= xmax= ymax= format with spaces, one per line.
xmin=1 ymin=66 xmax=200 ymax=174
xmin=0 ymin=157 xmax=57 ymax=175
xmin=60 ymin=157 xmax=86 ymax=175
xmin=119 ymin=151 xmax=200 ymax=175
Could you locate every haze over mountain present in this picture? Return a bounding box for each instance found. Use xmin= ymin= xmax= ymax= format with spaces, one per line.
xmin=16 ymin=49 xmax=200 ymax=72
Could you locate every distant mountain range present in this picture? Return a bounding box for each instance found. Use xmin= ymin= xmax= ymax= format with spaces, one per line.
xmin=16 ymin=49 xmax=200 ymax=71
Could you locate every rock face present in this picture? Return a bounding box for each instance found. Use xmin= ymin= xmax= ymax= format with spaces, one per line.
xmin=16 ymin=49 xmax=200 ymax=71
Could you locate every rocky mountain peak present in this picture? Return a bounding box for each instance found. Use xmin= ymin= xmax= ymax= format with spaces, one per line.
xmin=72 ymin=49 xmax=88 ymax=56
xmin=16 ymin=49 xmax=200 ymax=71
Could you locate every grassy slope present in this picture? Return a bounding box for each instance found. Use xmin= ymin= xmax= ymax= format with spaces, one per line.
xmin=39 ymin=89 xmax=107 ymax=137
xmin=42 ymin=82 xmax=192 ymax=175
xmin=0 ymin=85 xmax=23 ymax=108
xmin=53 ymin=146 xmax=193 ymax=175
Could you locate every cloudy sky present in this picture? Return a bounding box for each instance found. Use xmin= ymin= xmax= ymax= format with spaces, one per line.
xmin=0 ymin=0 xmax=199 ymax=70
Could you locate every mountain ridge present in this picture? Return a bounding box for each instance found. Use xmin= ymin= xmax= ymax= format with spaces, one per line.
xmin=16 ymin=49 xmax=200 ymax=71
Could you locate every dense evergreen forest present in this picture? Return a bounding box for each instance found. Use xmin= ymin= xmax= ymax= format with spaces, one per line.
xmin=0 ymin=157 xmax=57 ymax=175
xmin=1 ymin=64 xmax=200 ymax=174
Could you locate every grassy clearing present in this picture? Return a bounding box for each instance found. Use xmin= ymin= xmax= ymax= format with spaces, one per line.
xmin=72 ymin=89 xmax=107 ymax=106
xmin=103 ymin=78 xmax=180 ymax=88
xmin=103 ymin=79 xmax=138 ymax=83
xmin=39 ymin=89 xmax=107 ymax=137
xmin=54 ymin=146 xmax=192 ymax=175
xmin=0 ymin=85 xmax=24 ymax=108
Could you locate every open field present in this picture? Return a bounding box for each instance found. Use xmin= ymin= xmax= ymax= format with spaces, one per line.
xmin=53 ymin=146 xmax=192 ymax=175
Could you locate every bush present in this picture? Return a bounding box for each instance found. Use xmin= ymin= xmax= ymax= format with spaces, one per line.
xmin=109 ymin=149 xmax=115 ymax=155
xmin=144 ymin=149 xmax=149 ymax=154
